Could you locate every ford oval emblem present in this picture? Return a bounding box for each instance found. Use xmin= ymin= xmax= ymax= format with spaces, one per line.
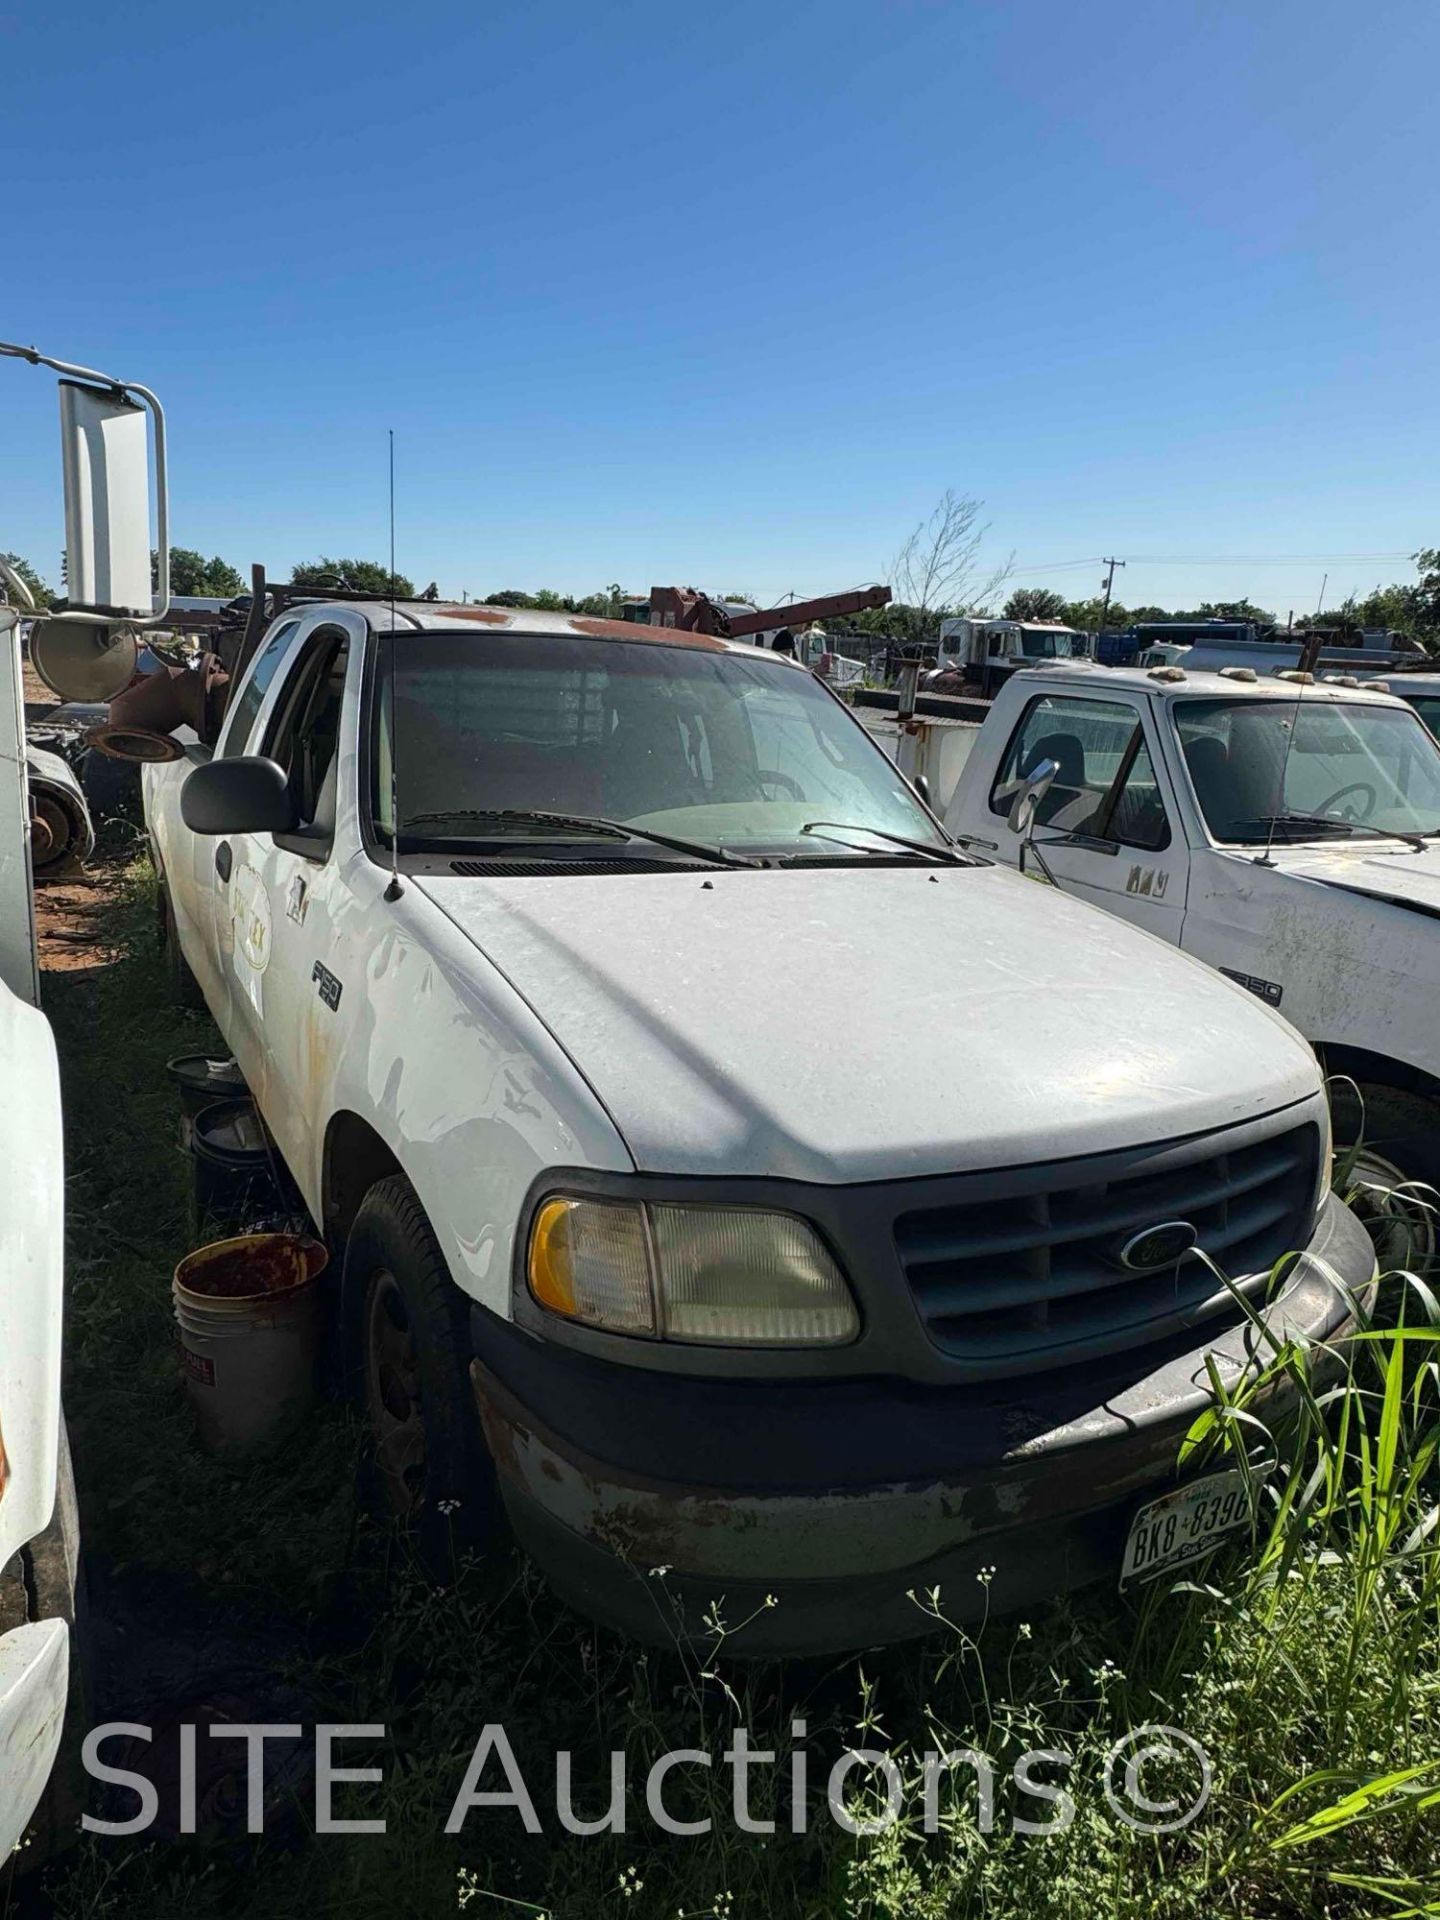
xmin=1117 ymin=1220 xmax=1198 ymax=1272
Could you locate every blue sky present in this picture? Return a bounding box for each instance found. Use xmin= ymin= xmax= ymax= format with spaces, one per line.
xmin=3 ymin=0 xmax=1435 ymax=617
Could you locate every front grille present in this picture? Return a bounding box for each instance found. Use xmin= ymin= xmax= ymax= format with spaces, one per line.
xmin=895 ymin=1122 xmax=1319 ymax=1379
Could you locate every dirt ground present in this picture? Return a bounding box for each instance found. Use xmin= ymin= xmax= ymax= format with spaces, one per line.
xmin=33 ymin=861 xmax=131 ymax=973
xmin=24 ymin=655 xmax=135 ymax=972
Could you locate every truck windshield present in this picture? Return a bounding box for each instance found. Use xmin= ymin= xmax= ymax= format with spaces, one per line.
xmin=1174 ymin=697 xmax=1440 ymax=844
xmin=371 ymin=631 xmax=948 ymax=858
xmin=1019 ymin=630 xmax=1073 ymax=658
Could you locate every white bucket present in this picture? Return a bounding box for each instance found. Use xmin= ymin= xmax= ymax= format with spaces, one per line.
xmin=173 ymin=1233 xmax=329 ymax=1452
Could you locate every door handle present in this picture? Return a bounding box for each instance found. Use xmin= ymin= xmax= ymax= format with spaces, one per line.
xmin=215 ymin=841 xmax=233 ymax=883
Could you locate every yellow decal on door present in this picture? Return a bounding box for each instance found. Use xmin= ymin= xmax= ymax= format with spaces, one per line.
xmin=231 ymin=864 xmax=272 ymax=1014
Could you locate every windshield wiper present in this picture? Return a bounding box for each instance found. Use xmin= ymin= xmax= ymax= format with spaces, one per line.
xmin=797 ymin=820 xmax=970 ymax=864
xmin=1234 ymin=813 xmax=1426 ymax=854
xmin=398 ymin=808 xmax=764 ymax=868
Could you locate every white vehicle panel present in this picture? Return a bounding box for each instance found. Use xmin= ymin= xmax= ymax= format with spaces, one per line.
xmin=0 ymin=1621 xmax=68 ymax=1859
xmin=417 ymin=863 xmax=1318 ymax=1182
xmin=0 ymin=983 xmax=63 ymax=1566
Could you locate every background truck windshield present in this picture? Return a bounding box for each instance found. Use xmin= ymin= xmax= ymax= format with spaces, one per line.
xmin=1019 ymin=629 xmax=1075 ymax=658
xmin=372 ymin=632 xmax=945 ymax=854
xmin=1175 ymin=697 xmax=1440 ymax=843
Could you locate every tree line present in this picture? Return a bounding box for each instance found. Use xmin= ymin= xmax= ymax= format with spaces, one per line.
xmin=6 ymin=532 xmax=1437 ymax=654
xmin=1001 ymin=553 xmax=1440 ymax=646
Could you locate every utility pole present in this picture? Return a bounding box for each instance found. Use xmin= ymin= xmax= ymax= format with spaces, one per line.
xmin=1099 ymin=557 xmax=1126 ymax=633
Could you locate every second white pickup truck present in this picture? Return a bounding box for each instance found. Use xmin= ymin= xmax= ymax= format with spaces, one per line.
xmin=145 ymin=598 xmax=1373 ymax=1653
xmin=947 ymin=662 xmax=1440 ymax=1245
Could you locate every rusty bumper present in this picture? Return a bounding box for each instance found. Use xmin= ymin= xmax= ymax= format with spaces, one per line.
xmin=469 ymin=1197 xmax=1373 ymax=1656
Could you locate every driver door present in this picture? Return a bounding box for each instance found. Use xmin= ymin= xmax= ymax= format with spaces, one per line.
xmin=221 ymin=617 xmax=359 ymax=1192
xmin=190 ymin=616 xmax=302 ymax=1018
xmin=985 ymin=691 xmax=1189 ymax=946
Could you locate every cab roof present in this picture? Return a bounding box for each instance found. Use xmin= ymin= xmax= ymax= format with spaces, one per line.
xmin=344 ymin=598 xmax=757 ymax=655
xmin=1020 ymin=661 xmax=1408 ymax=709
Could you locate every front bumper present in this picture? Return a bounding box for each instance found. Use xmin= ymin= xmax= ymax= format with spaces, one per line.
xmin=471 ymin=1195 xmax=1374 ymax=1655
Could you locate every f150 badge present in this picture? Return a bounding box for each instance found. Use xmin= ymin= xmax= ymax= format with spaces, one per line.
xmin=312 ymin=962 xmax=343 ymax=1011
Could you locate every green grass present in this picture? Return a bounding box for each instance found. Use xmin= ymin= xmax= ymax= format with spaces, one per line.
xmin=33 ymin=856 xmax=1440 ymax=1920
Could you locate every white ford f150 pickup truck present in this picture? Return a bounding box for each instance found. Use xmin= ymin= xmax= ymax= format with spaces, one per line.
xmin=947 ymin=663 xmax=1440 ymax=1244
xmin=145 ymin=598 xmax=1372 ymax=1653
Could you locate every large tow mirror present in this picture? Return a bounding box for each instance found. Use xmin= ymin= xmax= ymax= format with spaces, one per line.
xmin=1008 ymin=758 xmax=1059 ymax=841
xmin=181 ymin=755 xmax=297 ymax=835
xmin=59 ymin=380 xmax=155 ymax=615
xmin=1 ymin=339 xmax=169 ymax=619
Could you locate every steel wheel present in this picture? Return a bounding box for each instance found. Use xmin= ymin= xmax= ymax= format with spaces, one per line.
xmin=29 ymin=794 xmax=70 ymax=871
xmin=364 ymin=1268 xmax=427 ymax=1515
xmin=344 ymin=1175 xmax=507 ymax=1567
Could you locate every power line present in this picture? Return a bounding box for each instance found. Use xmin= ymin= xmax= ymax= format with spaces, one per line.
xmin=1016 ymin=549 xmax=1414 ymax=575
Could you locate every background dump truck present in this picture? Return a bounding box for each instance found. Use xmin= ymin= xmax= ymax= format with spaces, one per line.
xmin=938 ymin=615 xmax=1086 ymax=696
xmin=946 ymin=661 xmax=1440 ymax=1239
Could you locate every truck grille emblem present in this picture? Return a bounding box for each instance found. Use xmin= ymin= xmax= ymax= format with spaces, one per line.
xmin=1116 ymin=1220 xmax=1198 ymax=1272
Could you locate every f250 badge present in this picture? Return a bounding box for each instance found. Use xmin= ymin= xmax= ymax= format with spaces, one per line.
xmin=311 ymin=962 xmax=343 ymax=1011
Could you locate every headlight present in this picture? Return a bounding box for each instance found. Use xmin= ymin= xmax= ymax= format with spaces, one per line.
xmin=527 ymin=1197 xmax=859 ymax=1347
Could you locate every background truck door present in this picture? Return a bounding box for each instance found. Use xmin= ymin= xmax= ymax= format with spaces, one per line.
xmin=982 ymin=690 xmax=1188 ymax=943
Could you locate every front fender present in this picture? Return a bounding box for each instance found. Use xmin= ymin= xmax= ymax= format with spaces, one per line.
xmin=321 ymin=877 xmax=632 ymax=1317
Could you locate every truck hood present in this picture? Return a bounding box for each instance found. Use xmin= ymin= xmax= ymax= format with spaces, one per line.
xmin=417 ymin=864 xmax=1319 ymax=1181
xmin=1261 ymin=841 xmax=1440 ymax=920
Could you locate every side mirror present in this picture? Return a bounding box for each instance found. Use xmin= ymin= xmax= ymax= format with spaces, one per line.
xmin=912 ymin=772 xmax=932 ymax=807
xmin=181 ymin=755 xmax=298 ymax=835
xmin=1008 ymin=758 xmax=1060 ymax=842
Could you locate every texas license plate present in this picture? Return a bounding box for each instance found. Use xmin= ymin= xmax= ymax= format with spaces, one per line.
xmin=1120 ymin=1469 xmax=1253 ymax=1588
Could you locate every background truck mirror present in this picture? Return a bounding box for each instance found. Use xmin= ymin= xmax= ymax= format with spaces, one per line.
xmin=180 ymin=756 xmax=298 ymax=836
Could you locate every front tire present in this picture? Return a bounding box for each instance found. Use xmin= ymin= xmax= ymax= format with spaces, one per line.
xmin=1330 ymin=1080 xmax=1440 ymax=1267
xmin=345 ymin=1175 xmax=505 ymax=1569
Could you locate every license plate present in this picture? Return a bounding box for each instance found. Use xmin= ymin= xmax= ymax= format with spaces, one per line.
xmin=1120 ymin=1468 xmax=1253 ymax=1588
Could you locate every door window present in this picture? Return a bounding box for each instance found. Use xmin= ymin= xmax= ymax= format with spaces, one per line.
xmin=1103 ymin=734 xmax=1170 ymax=850
xmin=262 ymin=628 xmax=350 ymax=838
xmin=990 ymin=694 xmax=1171 ymax=849
xmin=219 ymin=620 xmax=300 ymax=756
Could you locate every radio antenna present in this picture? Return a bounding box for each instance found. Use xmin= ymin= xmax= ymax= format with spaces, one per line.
xmin=383 ymin=427 xmax=404 ymax=902
xmin=1258 ymin=629 xmax=1322 ymax=869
